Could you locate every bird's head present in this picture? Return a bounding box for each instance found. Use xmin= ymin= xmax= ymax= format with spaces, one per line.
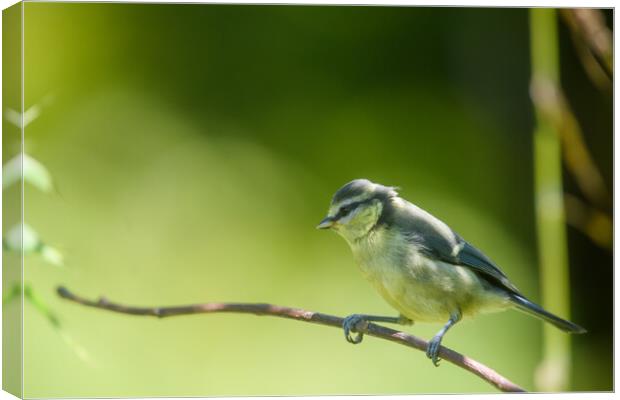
xmin=317 ymin=179 xmax=398 ymax=242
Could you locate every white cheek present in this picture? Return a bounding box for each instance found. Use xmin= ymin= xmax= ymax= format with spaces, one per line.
xmin=338 ymin=210 xmax=358 ymax=225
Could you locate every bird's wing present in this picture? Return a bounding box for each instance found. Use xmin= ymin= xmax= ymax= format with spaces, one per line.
xmin=452 ymin=238 xmax=521 ymax=295
xmin=396 ymin=201 xmax=521 ymax=295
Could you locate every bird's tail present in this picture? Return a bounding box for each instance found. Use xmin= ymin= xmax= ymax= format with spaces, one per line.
xmin=509 ymin=294 xmax=587 ymax=334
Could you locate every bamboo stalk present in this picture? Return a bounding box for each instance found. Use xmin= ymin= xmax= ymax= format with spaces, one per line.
xmin=529 ymin=8 xmax=573 ymax=392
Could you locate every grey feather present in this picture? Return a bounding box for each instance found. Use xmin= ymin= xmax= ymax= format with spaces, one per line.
xmin=391 ymin=199 xmax=522 ymax=296
xmin=454 ymin=241 xmax=521 ymax=295
xmin=332 ymin=179 xmax=398 ymax=205
xmin=332 ymin=179 xmax=375 ymax=204
xmin=510 ymin=293 xmax=586 ymax=333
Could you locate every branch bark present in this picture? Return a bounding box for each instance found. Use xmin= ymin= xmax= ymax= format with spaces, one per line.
xmin=57 ymin=286 xmax=525 ymax=393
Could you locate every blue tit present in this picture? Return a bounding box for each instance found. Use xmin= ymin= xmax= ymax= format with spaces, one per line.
xmin=317 ymin=179 xmax=585 ymax=366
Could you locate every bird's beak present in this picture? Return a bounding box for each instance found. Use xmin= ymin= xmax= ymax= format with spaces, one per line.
xmin=316 ymin=216 xmax=335 ymax=229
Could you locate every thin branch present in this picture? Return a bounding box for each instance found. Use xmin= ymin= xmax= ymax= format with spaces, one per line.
xmin=557 ymin=92 xmax=611 ymax=212
xmin=560 ymin=9 xmax=612 ymax=79
xmin=564 ymin=193 xmax=612 ymax=250
xmin=530 ymin=70 xmax=612 ymax=214
xmin=531 ymin=9 xmax=612 ymax=258
xmin=564 ymin=21 xmax=610 ymax=91
xmin=57 ymin=286 xmax=525 ymax=393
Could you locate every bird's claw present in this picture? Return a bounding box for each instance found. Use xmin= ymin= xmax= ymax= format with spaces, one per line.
xmin=426 ymin=336 xmax=443 ymax=367
xmin=343 ymin=314 xmax=368 ymax=344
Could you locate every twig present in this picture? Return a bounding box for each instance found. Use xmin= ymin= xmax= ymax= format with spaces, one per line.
xmin=560 ymin=9 xmax=612 ymax=79
xmin=562 ymin=15 xmax=611 ymax=91
xmin=530 ymin=77 xmax=611 ymax=214
xmin=57 ymin=286 xmax=525 ymax=393
xmin=564 ymin=193 xmax=612 ymax=250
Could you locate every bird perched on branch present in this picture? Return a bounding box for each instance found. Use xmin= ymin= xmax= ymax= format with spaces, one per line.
xmin=317 ymin=179 xmax=586 ymax=366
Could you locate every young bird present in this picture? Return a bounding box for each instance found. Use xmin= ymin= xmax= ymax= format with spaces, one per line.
xmin=317 ymin=179 xmax=585 ymax=366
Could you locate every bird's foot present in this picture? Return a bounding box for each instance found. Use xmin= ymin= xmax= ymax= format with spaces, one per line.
xmin=426 ymin=335 xmax=443 ymax=367
xmin=398 ymin=315 xmax=414 ymax=326
xmin=343 ymin=314 xmax=369 ymax=344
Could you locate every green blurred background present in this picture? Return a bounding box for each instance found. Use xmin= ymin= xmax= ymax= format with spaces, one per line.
xmin=3 ymin=4 xmax=612 ymax=396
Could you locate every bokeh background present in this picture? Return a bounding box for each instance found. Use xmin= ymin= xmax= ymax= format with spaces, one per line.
xmin=2 ymin=4 xmax=612 ymax=396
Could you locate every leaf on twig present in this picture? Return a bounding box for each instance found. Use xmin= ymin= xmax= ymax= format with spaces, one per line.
xmin=4 ymin=282 xmax=94 ymax=365
xmin=58 ymin=330 xmax=96 ymax=366
xmin=4 ymin=223 xmax=41 ymax=253
xmin=3 ymin=153 xmax=54 ymax=193
xmin=3 ymin=223 xmax=65 ymax=267
xmin=24 ymin=283 xmax=61 ymax=328
xmin=2 ymin=282 xmax=22 ymax=305
xmin=4 ymin=106 xmax=41 ymax=129
xmin=40 ymin=245 xmax=65 ymax=267
xmin=4 ymin=95 xmax=55 ymax=129
xmin=3 ymin=283 xmax=61 ymax=327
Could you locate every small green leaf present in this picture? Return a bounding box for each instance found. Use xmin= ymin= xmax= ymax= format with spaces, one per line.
xmin=4 ymin=105 xmax=41 ymax=128
xmin=24 ymin=284 xmax=61 ymax=328
xmin=23 ymin=155 xmax=53 ymax=192
xmin=2 ymin=283 xmax=22 ymax=305
xmin=58 ymin=330 xmax=96 ymax=366
xmin=4 ymin=223 xmax=42 ymax=253
xmin=4 ymin=223 xmax=64 ymax=267
xmin=3 ymin=153 xmax=54 ymax=193
xmin=2 ymin=154 xmax=21 ymax=190
xmin=40 ymin=244 xmax=64 ymax=267
xmin=4 ymin=108 xmax=24 ymax=128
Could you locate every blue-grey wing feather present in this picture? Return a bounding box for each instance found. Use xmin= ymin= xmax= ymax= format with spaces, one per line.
xmin=392 ymin=200 xmax=521 ymax=295
xmin=454 ymin=239 xmax=521 ymax=294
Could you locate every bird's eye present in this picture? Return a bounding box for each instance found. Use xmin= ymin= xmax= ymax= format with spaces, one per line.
xmin=340 ymin=204 xmax=355 ymax=216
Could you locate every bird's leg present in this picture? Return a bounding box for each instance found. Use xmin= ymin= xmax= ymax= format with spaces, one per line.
xmin=426 ymin=310 xmax=462 ymax=367
xmin=343 ymin=313 xmax=412 ymax=344
xmin=397 ymin=313 xmax=414 ymax=325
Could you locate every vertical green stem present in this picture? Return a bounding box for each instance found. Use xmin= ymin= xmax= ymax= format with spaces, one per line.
xmin=530 ymin=8 xmax=572 ymax=391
